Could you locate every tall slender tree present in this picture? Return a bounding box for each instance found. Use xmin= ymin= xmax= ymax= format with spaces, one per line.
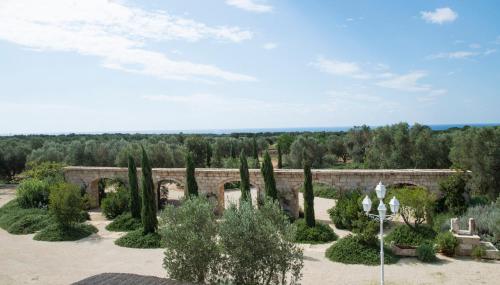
xmin=303 ymin=159 xmax=315 ymax=227
xmin=128 ymin=155 xmax=141 ymax=219
xmin=261 ymin=150 xmax=277 ymax=200
xmin=206 ymin=142 xmax=212 ymax=168
xmin=186 ymin=152 xmax=199 ymax=197
xmin=277 ymin=143 xmax=283 ymax=169
xmin=239 ymin=150 xmax=251 ymax=204
xmin=252 ymin=137 xmax=259 ymax=160
xmin=141 ymin=146 xmax=157 ymax=234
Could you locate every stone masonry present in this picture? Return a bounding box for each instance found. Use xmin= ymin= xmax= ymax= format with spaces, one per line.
xmin=64 ymin=167 xmax=456 ymax=218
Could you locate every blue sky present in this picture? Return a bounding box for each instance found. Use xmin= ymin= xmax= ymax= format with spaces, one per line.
xmin=0 ymin=0 xmax=499 ymax=134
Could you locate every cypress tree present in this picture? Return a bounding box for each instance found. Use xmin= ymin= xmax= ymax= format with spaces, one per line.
xmin=303 ymin=159 xmax=316 ymax=227
xmin=141 ymin=146 xmax=157 ymax=234
xmin=128 ymin=155 xmax=141 ymax=219
xmin=186 ymin=152 xmax=199 ymax=197
xmin=277 ymin=143 xmax=283 ymax=169
xmin=206 ymin=142 xmax=212 ymax=167
xmin=252 ymin=137 xmax=259 ymax=160
xmin=261 ymin=150 xmax=277 ymax=200
xmin=239 ymin=150 xmax=251 ymax=204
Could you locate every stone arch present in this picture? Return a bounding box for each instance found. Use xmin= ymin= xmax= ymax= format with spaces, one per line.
xmin=156 ymin=177 xmax=185 ymax=208
xmin=217 ymin=177 xmax=261 ymax=213
xmin=88 ymin=176 xmax=127 ymax=208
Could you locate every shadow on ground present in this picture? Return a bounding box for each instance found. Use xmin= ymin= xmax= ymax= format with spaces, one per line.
xmin=72 ymin=273 xmax=190 ymax=285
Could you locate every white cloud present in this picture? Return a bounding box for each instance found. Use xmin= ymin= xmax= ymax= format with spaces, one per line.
xmin=469 ymin=43 xmax=481 ymax=49
xmin=484 ymin=49 xmax=497 ymax=56
xmin=262 ymin=42 xmax=278 ymax=50
xmin=417 ymin=89 xmax=447 ymax=103
xmin=377 ymin=71 xmax=431 ymax=92
xmin=421 ymin=7 xmax=458 ymax=24
xmin=225 ymin=0 xmax=273 ymax=13
xmin=0 ymin=0 xmax=256 ymax=81
xmin=311 ymin=57 xmax=370 ymax=79
xmin=428 ymin=51 xmax=479 ymax=59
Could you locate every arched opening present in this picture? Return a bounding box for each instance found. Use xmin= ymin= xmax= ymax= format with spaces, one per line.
xmin=157 ymin=179 xmax=185 ymax=209
xmin=96 ymin=178 xmax=126 ymax=207
xmin=220 ymin=180 xmax=259 ymax=209
xmin=298 ymin=182 xmax=337 ymax=223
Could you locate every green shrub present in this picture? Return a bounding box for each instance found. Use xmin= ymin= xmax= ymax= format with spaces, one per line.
xmin=160 ymin=197 xmax=221 ymax=284
xmin=114 ymin=229 xmax=162 ymax=248
xmin=388 ymin=186 xmax=436 ymax=229
xmin=386 ymin=224 xmax=437 ymax=247
xmin=438 ymin=173 xmax=468 ymax=215
xmin=459 ymin=199 xmax=500 ymax=244
xmin=7 ymin=214 xmax=51 ymax=235
xmin=416 ymin=242 xmax=436 ymax=263
xmin=432 ymin=212 xmax=453 ymax=233
xmin=21 ymin=161 xmax=65 ymax=181
xmin=219 ymin=200 xmax=303 ymax=285
xmin=16 ymin=179 xmax=50 ymax=208
xmin=106 ymin=213 xmax=142 ymax=232
xmin=49 ymin=183 xmax=83 ymax=227
xmin=81 ymin=193 xmax=92 ymax=210
xmin=300 ymin=183 xmax=339 ymax=199
xmin=469 ymin=195 xmax=490 ymax=207
xmin=0 ymin=200 xmax=50 ymax=234
xmin=101 ymin=187 xmax=129 ymax=219
xmin=435 ymin=232 xmax=459 ymax=256
xmin=33 ymin=223 xmax=97 ymax=241
xmin=328 ymin=191 xmax=363 ymax=230
xmin=471 ymin=245 xmax=486 ymax=260
xmin=294 ymin=219 xmax=337 ymax=244
xmin=325 ymin=235 xmax=398 ymax=265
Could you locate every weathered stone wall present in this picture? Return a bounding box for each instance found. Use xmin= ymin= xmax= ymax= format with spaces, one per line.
xmin=64 ymin=167 xmax=456 ymax=218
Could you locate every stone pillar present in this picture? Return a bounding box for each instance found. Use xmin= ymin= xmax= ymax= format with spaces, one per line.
xmin=450 ymin=218 xmax=460 ymax=233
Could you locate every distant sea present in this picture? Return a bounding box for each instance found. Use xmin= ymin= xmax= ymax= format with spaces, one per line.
xmin=139 ymin=123 xmax=500 ymax=135
xmin=2 ymin=123 xmax=499 ymax=136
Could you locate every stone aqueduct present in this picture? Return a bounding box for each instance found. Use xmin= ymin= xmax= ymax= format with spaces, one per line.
xmin=64 ymin=166 xmax=455 ymax=218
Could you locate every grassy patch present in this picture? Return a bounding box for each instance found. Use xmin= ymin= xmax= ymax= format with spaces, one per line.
xmin=33 ymin=223 xmax=97 ymax=241
xmin=0 ymin=199 xmax=51 ymax=234
xmin=294 ymin=219 xmax=337 ymax=244
xmin=115 ymin=229 xmax=162 ymax=248
xmin=326 ymin=235 xmax=398 ymax=265
xmin=106 ymin=213 xmax=142 ymax=232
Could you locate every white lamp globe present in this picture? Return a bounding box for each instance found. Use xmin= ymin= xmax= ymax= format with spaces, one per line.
xmin=377 ymin=202 xmax=387 ymax=220
xmin=362 ymin=195 xmax=372 ymax=213
xmin=375 ymin=181 xmax=387 ymax=199
xmin=389 ymin=196 xmax=400 ymax=214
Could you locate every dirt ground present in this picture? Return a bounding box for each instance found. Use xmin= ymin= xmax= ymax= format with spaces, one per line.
xmin=1 ymin=186 xmax=499 ymax=285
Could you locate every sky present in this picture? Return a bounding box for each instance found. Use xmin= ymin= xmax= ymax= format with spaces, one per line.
xmin=0 ymin=0 xmax=499 ymax=134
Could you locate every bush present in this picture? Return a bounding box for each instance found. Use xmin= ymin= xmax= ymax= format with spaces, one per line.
xmin=438 ymin=173 xmax=468 ymax=215
xmin=325 ymin=235 xmax=398 ymax=265
xmin=33 ymin=223 xmax=97 ymax=241
xmin=7 ymin=214 xmax=51 ymax=235
xmin=386 ymin=224 xmax=437 ymax=247
xmin=0 ymin=200 xmax=50 ymax=234
xmin=160 ymin=197 xmax=221 ymax=284
xmin=49 ymin=183 xmax=83 ymax=227
xmin=435 ymin=232 xmax=459 ymax=256
xmin=471 ymin=245 xmax=486 ymax=260
xmin=432 ymin=212 xmax=453 ymax=233
xmin=294 ymin=219 xmax=337 ymax=244
xmin=219 ymin=200 xmax=303 ymax=285
xmin=21 ymin=161 xmax=65 ymax=181
xmin=389 ymin=186 xmax=436 ymax=229
xmin=114 ymin=229 xmax=162 ymax=248
xmin=416 ymin=242 xmax=436 ymax=263
xmin=101 ymin=187 xmax=130 ymax=219
xmin=16 ymin=179 xmax=50 ymax=208
xmin=328 ymin=191 xmax=363 ymax=230
xmin=299 ymin=183 xmax=339 ymax=199
xmin=459 ymin=199 xmax=500 ymax=244
xmin=106 ymin=213 xmax=142 ymax=232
